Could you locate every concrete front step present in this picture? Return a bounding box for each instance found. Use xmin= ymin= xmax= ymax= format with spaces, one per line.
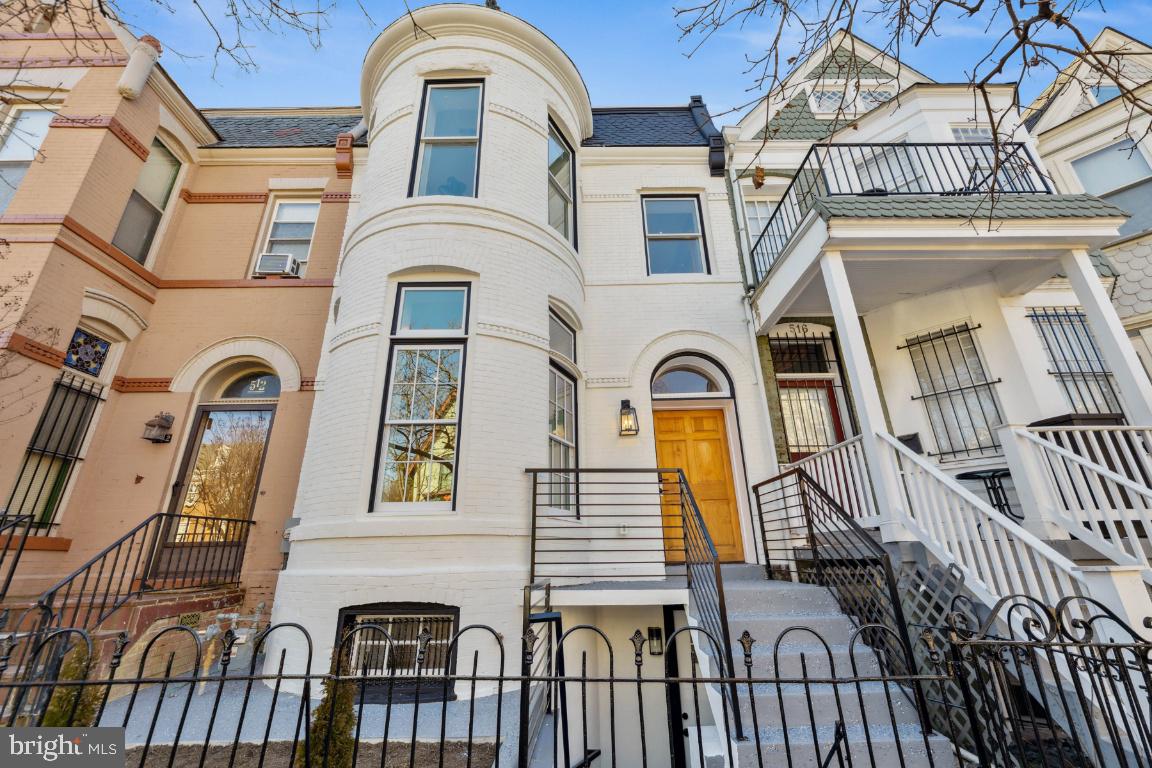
xmin=727 ymin=611 xmax=862 ymax=647
xmin=724 ymin=682 xmax=926 ymax=730
xmin=734 ymin=643 xmax=882 ymax=677
xmin=736 ymin=722 xmax=957 ymax=768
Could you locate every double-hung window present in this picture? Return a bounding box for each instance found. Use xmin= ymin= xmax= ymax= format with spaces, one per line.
xmin=261 ymin=200 xmax=320 ymax=274
xmin=547 ymin=122 xmax=575 ymax=243
xmin=1071 ymin=138 xmax=1152 ymax=236
xmin=0 ymin=107 xmax=52 ymax=214
xmin=902 ymin=323 xmax=1003 ymax=459
xmin=547 ymin=311 xmax=577 ymax=511
xmin=413 ymin=82 xmax=483 ymax=197
xmin=744 ymin=199 xmax=775 ymax=249
xmin=1028 ymin=307 xmax=1121 ymax=415
xmin=642 ymin=197 xmax=708 ymax=274
xmin=113 ymin=139 xmax=181 ymax=263
xmin=377 ymin=285 xmax=469 ymax=507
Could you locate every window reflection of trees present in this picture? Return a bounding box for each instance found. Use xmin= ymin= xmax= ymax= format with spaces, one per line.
xmin=177 ymin=411 xmax=271 ymax=541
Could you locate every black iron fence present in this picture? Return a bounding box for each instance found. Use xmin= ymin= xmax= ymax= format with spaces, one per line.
xmin=0 ymin=514 xmax=32 ymax=602
xmin=1 ymin=595 xmax=1149 ymax=766
xmin=749 ymin=142 xmax=1051 ymax=284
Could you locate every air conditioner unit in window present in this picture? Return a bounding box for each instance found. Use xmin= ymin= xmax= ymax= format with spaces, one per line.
xmin=254 ymin=253 xmax=301 ymax=277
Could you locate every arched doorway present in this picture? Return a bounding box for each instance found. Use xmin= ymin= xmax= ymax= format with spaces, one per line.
xmin=650 ymin=355 xmax=745 ymax=563
xmin=153 ymin=365 xmax=279 ymax=581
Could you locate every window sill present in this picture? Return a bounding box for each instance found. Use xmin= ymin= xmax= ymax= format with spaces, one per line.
xmin=0 ymin=534 xmax=71 ymax=551
xmin=373 ymin=502 xmax=454 ymax=515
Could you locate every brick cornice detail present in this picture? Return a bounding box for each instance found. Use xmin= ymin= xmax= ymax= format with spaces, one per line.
xmin=0 ymin=55 xmax=127 ymax=68
xmin=300 ymin=378 xmax=319 ymax=391
xmin=0 ymin=330 xmax=65 ymax=368
xmin=50 ymin=114 xmax=150 ymax=161
xmin=320 ymin=192 xmax=354 ymax=202
xmin=111 ymin=376 xmax=172 ymax=393
xmin=334 ymin=133 xmax=354 ymax=179
xmin=179 ymin=189 xmax=269 ymax=204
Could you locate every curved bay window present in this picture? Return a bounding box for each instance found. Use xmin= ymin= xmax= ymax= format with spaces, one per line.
xmin=375 ymin=284 xmax=470 ymax=509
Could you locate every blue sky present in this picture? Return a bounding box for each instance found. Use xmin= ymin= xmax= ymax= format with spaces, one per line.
xmin=119 ymin=0 xmax=1147 ymax=124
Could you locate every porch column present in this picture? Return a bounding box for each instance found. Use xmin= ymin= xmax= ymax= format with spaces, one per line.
xmin=1061 ymin=249 xmax=1152 ymax=425
xmin=820 ymin=251 xmax=910 ymax=541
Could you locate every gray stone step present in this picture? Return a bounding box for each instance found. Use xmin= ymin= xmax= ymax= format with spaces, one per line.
xmin=722 ymin=581 xmax=843 ymax=615
xmin=726 ymin=681 xmax=926 ymax=729
xmin=733 ymin=642 xmax=882 ymax=677
xmin=737 ymin=722 xmax=957 ymax=768
xmin=727 ymin=611 xmax=861 ymax=646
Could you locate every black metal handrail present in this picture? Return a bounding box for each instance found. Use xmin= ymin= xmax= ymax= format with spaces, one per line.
xmin=0 ymin=514 xmax=32 ymax=602
xmin=526 ymin=467 xmax=744 ymax=739
xmin=34 ymin=512 xmax=253 ymax=635
xmin=749 ymin=141 xmax=1052 ymax=285
xmin=753 ymin=468 xmax=920 ymax=679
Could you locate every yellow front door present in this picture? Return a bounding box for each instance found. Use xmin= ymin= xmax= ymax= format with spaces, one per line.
xmin=654 ymin=409 xmax=744 ymax=563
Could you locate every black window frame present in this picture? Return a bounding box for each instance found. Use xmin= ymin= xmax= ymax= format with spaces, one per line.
xmin=336 ymin=602 xmax=460 ymax=703
xmin=546 ymin=117 xmax=578 ymax=249
xmin=1027 ymin=306 xmax=1122 ymax=416
xmin=370 ymin=282 xmax=472 ymax=512
xmin=640 ymin=194 xmax=711 ymax=276
xmin=408 ymin=78 xmax=486 ymax=199
xmin=547 ymin=360 xmax=580 ymax=515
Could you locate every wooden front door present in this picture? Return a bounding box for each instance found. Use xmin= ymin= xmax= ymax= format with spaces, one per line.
xmin=654 ymin=409 xmax=744 ymax=563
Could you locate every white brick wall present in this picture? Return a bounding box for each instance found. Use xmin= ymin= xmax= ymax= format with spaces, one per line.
xmin=268 ymin=9 xmax=775 ymax=673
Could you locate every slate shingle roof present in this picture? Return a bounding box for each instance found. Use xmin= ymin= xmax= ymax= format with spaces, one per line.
xmin=756 ymin=93 xmax=836 ymax=141
xmin=203 ymin=114 xmax=365 ymax=148
xmin=584 ymin=107 xmax=712 ymax=147
xmin=811 ymin=193 xmax=1129 ymax=220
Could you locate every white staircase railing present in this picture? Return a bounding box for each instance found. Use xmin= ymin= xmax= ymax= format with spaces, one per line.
xmin=1009 ymin=425 xmax=1152 ymax=586
xmin=874 ymin=431 xmax=1090 ymax=610
xmin=785 ymin=436 xmax=879 ymax=526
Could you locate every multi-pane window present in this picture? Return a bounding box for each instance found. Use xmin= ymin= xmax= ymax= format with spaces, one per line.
xmin=548 ymin=367 xmax=577 ymax=509
xmin=810 ymin=89 xmax=846 ymax=113
xmin=63 ymin=328 xmax=112 ymax=377
xmin=340 ymin=605 xmax=457 ymax=702
xmin=414 ymin=82 xmax=483 ymax=197
xmin=112 ymin=139 xmax=181 ymax=263
xmin=378 ymin=286 xmax=468 ymax=506
xmin=744 ymin=199 xmax=775 ymax=248
xmin=547 ymin=122 xmax=575 ymax=242
xmin=0 ymin=108 xmax=52 ymax=214
xmin=1071 ymin=138 xmax=1152 ymax=236
xmin=903 ymin=323 xmax=1003 ymax=459
xmin=855 ymin=144 xmax=924 ymax=193
xmin=642 ymin=197 xmax=707 ymax=274
xmin=5 ymin=371 xmax=104 ymax=528
xmin=1028 ymin=307 xmax=1122 ymax=415
xmin=547 ymin=311 xmax=577 ymax=510
xmin=262 ymin=200 xmax=320 ymax=273
xmin=1091 ymin=84 xmax=1122 ymax=104
xmin=951 ymin=125 xmax=993 ymax=143
xmin=857 ymin=89 xmax=893 ymax=110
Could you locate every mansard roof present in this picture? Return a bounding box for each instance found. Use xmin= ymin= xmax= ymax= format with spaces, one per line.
xmin=202 ymin=110 xmax=365 ymax=148
xmin=584 ymin=98 xmax=721 ymax=147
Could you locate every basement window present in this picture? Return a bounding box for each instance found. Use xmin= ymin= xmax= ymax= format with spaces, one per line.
xmin=338 ymin=604 xmax=458 ymax=702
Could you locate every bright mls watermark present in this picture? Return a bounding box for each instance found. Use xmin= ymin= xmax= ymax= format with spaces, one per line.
xmin=3 ymin=728 xmax=124 ymax=767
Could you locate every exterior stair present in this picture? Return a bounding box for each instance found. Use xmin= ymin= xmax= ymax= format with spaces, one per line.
xmin=703 ymin=566 xmax=956 ymax=767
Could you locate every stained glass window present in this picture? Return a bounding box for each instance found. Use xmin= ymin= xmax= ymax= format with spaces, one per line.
xmin=63 ymin=328 xmax=111 ymax=377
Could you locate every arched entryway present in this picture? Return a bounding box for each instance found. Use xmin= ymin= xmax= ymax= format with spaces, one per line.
xmin=152 ymin=364 xmax=280 ymax=581
xmin=650 ymin=355 xmax=745 ymax=563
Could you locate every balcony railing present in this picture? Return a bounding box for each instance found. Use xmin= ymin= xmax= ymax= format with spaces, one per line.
xmin=749 ymin=142 xmax=1052 ymax=285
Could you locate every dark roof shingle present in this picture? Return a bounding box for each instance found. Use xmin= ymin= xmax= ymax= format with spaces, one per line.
xmin=812 ymin=193 xmax=1129 ymax=220
xmin=583 ymin=107 xmax=711 ymax=147
xmin=204 ymin=114 xmax=365 ymax=148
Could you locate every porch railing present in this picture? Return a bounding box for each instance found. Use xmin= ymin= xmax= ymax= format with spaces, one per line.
xmin=874 ymin=431 xmax=1091 ymax=612
xmin=526 ymin=467 xmax=744 ymax=739
xmin=749 ymin=141 xmax=1051 ymax=285
xmin=753 ymin=468 xmax=920 ymax=681
xmin=785 ymin=436 xmax=879 ymax=525
xmin=0 ymin=514 xmax=32 ymax=602
xmin=1009 ymin=425 xmax=1152 ymax=584
xmin=33 ymin=512 xmax=254 ymax=635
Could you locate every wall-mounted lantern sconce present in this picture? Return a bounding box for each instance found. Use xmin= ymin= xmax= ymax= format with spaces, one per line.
xmin=142 ymin=412 xmax=175 ymax=443
xmin=647 ymin=626 xmax=664 ymax=656
xmin=619 ymin=399 xmax=639 ymax=436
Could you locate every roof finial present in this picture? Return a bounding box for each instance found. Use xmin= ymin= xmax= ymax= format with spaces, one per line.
xmin=485 ymin=0 xmax=501 ymax=9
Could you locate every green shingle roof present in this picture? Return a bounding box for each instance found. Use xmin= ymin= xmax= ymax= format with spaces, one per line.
xmin=756 ymin=93 xmax=836 ymax=141
xmin=811 ymin=194 xmax=1129 ymax=220
xmin=813 ymin=50 xmax=892 ymax=80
